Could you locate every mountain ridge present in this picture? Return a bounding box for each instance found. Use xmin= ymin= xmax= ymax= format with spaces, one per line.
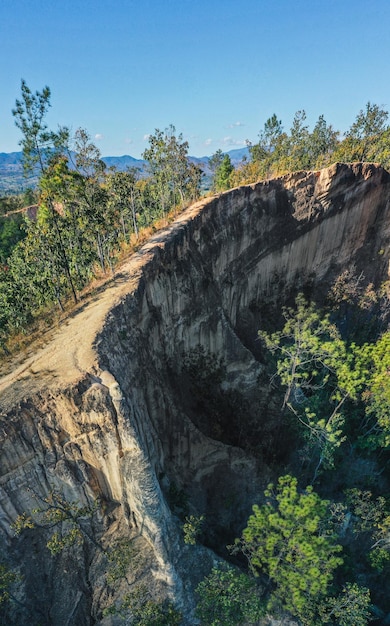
xmin=0 ymin=147 xmax=249 ymax=194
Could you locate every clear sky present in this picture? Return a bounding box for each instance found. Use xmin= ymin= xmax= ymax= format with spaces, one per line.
xmin=1 ymin=0 xmax=390 ymax=158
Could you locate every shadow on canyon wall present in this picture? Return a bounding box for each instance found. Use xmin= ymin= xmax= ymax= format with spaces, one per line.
xmin=1 ymin=162 xmax=390 ymax=624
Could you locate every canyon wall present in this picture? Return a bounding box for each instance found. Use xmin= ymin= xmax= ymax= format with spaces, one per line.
xmin=0 ymin=163 xmax=390 ymax=624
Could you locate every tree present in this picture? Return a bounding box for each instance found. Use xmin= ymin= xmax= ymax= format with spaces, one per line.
xmin=249 ymin=114 xmax=289 ymax=179
xmin=182 ymin=514 xmax=204 ymax=545
xmin=143 ymin=125 xmax=201 ymax=214
xmin=13 ymin=81 xmax=78 ymax=303
xmin=259 ymin=295 xmax=365 ymax=478
xmin=186 ymin=160 xmax=203 ymax=203
xmin=359 ymin=332 xmax=390 ymax=447
xmin=236 ymin=475 xmax=343 ymax=623
xmin=308 ymin=114 xmax=339 ymax=167
xmin=0 ymin=563 xmax=18 ymax=606
xmin=0 ymin=215 xmax=25 ymax=264
xmin=7 ymin=221 xmax=67 ymax=315
xmin=12 ymin=490 xmax=100 ymax=555
xmin=348 ymin=102 xmax=388 ymax=142
xmin=195 ymin=563 xmax=264 ymax=626
xmin=209 ymin=149 xmax=224 ymax=192
xmin=0 ymin=240 xmax=39 ymax=333
xmin=345 ymin=488 xmax=390 ymax=572
xmin=214 ymin=154 xmax=234 ymax=192
xmin=70 ymin=128 xmax=113 ymax=273
xmin=129 ymin=597 xmax=181 ymax=626
xmin=105 ymin=586 xmax=182 ymax=625
xmin=12 ymin=79 xmax=69 ymax=175
xmin=319 ymin=583 xmax=372 ymax=626
xmin=36 ymin=158 xmax=80 ymax=302
xmin=257 ymin=114 xmax=284 ymax=155
xmin=106 ymin=168 xmax=142 ymax=241
xmin=105 ymin=538 xmax=140 ymax=587
xmin=0 ymin=196 xmax=26 ymax=264
xmin=288 ymin=110 xmax=310 ymax=171
xmin=143 ymin=128 xmax=172 ymax=215
xmin=336 ymin=102 xmax=389 ymax=162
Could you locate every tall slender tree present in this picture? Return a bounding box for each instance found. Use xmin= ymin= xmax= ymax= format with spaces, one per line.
xmin=13 ymin=81 xmax=78 ymax=303
xmin=12 ymin=79 xmax=68 ymax=175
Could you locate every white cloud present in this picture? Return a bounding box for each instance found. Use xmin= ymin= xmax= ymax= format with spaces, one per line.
xmin=222 ymin=136 xmax=246 ymax=147
xmin=143 ymin=133 xmax=150 ymax=141
xmin=94 ymin=133 xmax=103 ymax=141
xmin=228 ymin=121 xmax=245 ymax=128
xmin=204 ymin=138 xmax=213 ymax=146
xmin=125 ymin=137 xmax=133 ymax=145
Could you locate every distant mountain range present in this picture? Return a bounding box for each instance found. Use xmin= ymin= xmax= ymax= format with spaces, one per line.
xmin=0 ymin=147 xmax=249 ymax=195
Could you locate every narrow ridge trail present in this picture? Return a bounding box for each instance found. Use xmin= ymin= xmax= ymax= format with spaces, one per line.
xmin=0 ymin=198 xmax=208 ymax=413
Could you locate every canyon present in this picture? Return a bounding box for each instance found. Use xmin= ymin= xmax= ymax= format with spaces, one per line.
xmin=0 ymin=162 xmax=390 ymax=624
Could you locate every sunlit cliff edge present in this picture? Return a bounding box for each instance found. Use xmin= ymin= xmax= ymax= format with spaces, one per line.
xmin=1 ymin=163 xmax=390 ymax=624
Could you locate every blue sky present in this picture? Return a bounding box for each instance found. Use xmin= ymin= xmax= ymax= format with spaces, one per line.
xmin=1 ymin=0 xmax=390 ymax=158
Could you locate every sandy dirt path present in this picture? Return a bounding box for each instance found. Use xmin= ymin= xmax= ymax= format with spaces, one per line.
xmin=0 ymin=243 xmax=158 ymax=413
xmin=0 ymin=200 xmax=206 ymax=414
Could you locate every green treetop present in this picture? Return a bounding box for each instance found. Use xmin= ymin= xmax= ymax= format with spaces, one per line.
xmin=214 ymin=154 xmax=234 ymax=192
xmin=236 ymin=474 xmax=343 ymax=623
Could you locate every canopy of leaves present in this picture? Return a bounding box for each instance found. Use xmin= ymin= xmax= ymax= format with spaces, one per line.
xmin=236 ymin=475 xmax=343 ymax=622
xmin=213 ymin=154 xmax=234 ymax=192
xmin=143 ymin=125 xmax=202 ymax=213
xmin=110 ymin=587 xmax=182 ymax=626
xmin=195 ymin=563 xmax=264 ymax=626
xmin=234 ymin=102 xmax=389 ymax=184
xmin=259 ymin=295 xmax=367 ymax=478
xmin=319 ymin=582 xmax=372 ymax=626
xmin=359 ymin=332 xmax=390 ymax=447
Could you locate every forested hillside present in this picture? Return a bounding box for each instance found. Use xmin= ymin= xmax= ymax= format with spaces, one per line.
xmin=0 ymin=82 xmax=204 ymax=356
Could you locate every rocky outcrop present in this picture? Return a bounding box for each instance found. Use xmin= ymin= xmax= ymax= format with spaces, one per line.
xmin=1 ymin=163 xmax=390 ymax=624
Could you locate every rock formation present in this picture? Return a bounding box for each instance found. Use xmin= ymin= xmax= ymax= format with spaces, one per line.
xmin=0 ymin=163 xmax=390 ymax=624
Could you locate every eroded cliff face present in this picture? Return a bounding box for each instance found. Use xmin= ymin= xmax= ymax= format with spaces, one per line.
xmin=1 ymin=163 xmax=390 ymax=624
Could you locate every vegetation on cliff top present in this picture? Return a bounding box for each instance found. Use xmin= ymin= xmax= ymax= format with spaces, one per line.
xmin=1 ymin=82 xmax=390 ymax=358
xmin=0 ymin=82 xmax=203 ymax=357
xmin=231 ymin=103 xmax=390 ymax=186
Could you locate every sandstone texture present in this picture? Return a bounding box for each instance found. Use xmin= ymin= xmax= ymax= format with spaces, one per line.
xmin=0 ymin=163 xmax=390 ymax=624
